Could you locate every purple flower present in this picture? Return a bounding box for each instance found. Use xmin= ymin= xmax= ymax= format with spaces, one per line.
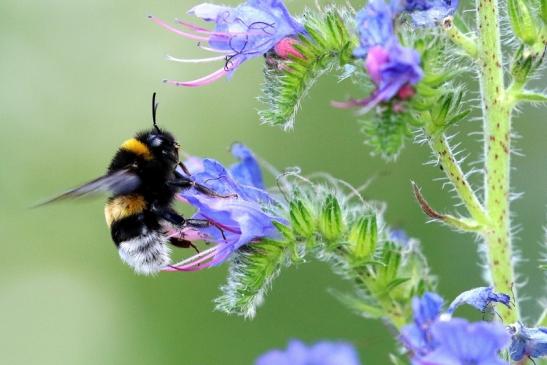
xmin=401 ymin=0 xmax=459 ymax=26
xmin=333 ymin=40 xmax=423 ymax=113
xmin=400 ymin=292 xmax=444 ymax=355
xmin=165 ymin=144 xmax=284 ymax=271
xmin=447 ymin=287 xmax=512 ymax=314
xmin=415 ymin=318 xmax=510 ymax=365
xmin=508 ymin=323 xmax=547 ymax=361
xmin=150 ymin=0 xmax=304 ymax=87
xmin=353 ymin=0 xmax=398 ymax=58
xmin=255 ymin=340 xmax=361 ymax=365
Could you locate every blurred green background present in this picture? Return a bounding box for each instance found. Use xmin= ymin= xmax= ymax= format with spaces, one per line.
xmin=1 ymin=0 xmax=545 ymax=364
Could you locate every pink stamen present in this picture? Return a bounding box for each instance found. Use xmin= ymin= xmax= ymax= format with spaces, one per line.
xmin=166 ymin=54 xmax=227 ymax=63
xmin=148 ymin=15 xmax=209 ymax=42
xmin=163 ymin=67 xmax=229 ymax=87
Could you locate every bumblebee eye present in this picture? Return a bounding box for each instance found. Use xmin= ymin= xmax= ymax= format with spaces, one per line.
xmin=149 ymin=135 xmax=163 ymax=147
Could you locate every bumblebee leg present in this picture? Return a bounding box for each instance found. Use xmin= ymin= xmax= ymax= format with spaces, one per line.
xmin=185 ymin=218 xmax=210 ymax=228
xmin=184 ymin=219 xmax=228 ymax=242
xmin=178 ymin=161 xmax=192 ymax=176
xmin=170 ymin=173 xmax=237 ymax=199
xmin=169 ymin=237 xmax=199 ymax=254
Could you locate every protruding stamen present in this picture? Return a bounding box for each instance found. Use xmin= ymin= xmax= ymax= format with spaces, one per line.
xmin=166 ymin=54 xmax=227 ymax=63
xmin=197 ymin=43 xmax=232 ymax=54
xmin=164 ymin=245 xmax=220 ymax=271
xmin=148 ymin=15 xmax=209 ymax=42
xmin=163 ymin=67 xmax=229 ymax=87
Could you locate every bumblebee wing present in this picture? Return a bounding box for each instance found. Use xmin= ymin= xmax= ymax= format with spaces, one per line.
xmin=35 ymin=169 xmax=141 ymax=206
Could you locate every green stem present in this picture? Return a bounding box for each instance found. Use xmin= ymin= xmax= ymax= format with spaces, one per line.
xmin=427 ymin=132 xmax=488 ymax=225
xmin=476 ymin=0 xmax=520 ymax=322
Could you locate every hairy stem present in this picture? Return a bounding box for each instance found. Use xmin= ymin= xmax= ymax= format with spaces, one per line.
xmin=476 ymin=0 xmax=519 ymax=322
xmin=428 ymin=132 xmax=488 ymax=225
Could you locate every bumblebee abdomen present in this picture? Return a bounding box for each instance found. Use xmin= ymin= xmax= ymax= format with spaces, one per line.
xmin=117 ymin=231 xmax=171 ymax=275
xmin=104 ymin=194 xmax=147 ymax=227
xmin=105 ymin=195 xmax=170 ymax=275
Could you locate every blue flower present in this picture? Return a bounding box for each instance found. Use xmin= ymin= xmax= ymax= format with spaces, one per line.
xmin=333 ymin=40 xmax=423 ymax=113
xmin=150 ymin=0 xmax=304 ymax=87
xmin=255 ymin=340 xmax=361 ymax=365
xmin=400 ymin=292 xmax=444 ymax=355
xmin=415 ymin=318 xmax=510 ymax=365
xmin=353 ymin=0 xmax=398 ymax=58
xmin=447 ymin=287 xmax=512 ymax=314
xmin=508 ymin=323 xmax=547 ymax=361
xmin=401 ymin=0 xmax=459 ymax=26
xmin=400 ymin=292 xmax=512 ymax=364
xmin=166 ymin=144 xmax=285 ymax=271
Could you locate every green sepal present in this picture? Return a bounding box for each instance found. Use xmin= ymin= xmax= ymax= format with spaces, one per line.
xmin=318 ymin=194 xmax=344 ymax=243
xmin=273 ymin=221 xmax=295 ymax=242
xmin=333 ymin=290 xmax=385 ymax=319
xmin=289 ymin=199 xmax=315 ymax=238
xmin=348 ymin=215 xmax=377 ymax=260
xmin=508 ymin=0 xmax=539 ymax=45
xmin=215 ymin=239 xmax=288 ymax=318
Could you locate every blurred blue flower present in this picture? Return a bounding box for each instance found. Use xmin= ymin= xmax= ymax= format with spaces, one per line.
xmin=167 ymin=144 xmax=285 ymax=271
xmin=151 ymin=0 xmax=304 ymax=86
xmin=401 ymin=0 xmax=459 ymax=26
xmin=508 ymin=323 xmax=547 ymax=361
xmin=353 ymin=0 xmax=398 ymax=58
xmin=255 ymin=340 xmax=361 ymax=365
xmin=447 ymin=287 xmax=511 ymax=314
xmin=415 ymin=318 xmax=509 ymax=365
xmin=389 ymin=229 xmax=410 ymax=247
xmin=400 ymin=292 xmax=444 ymax=355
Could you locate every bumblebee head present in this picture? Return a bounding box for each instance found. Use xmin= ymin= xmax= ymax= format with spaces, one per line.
xmin=134 ymin=129 xmax=180 ymax=166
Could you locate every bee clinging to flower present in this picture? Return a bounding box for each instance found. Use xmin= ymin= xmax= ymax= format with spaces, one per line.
xmin=39 ymin=93 xmax=235 ymax=275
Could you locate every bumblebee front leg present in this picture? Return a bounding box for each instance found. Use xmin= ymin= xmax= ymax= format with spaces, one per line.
xmin=169 ymin=172 xmax=237 ymax=199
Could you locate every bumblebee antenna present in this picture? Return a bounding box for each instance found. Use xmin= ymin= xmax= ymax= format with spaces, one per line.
xmin=152 ymin=92 xmax=161 ymax=133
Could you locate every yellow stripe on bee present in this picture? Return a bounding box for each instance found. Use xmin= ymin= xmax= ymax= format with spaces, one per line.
xmin=120 ymin=138 xmax=152 ymax=160
xmin=104 ymin=195 xmax=147 ymax=227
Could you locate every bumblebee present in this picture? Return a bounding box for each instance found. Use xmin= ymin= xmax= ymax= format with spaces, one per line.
xmin=41 ymin=93 xmax=230 ymax=274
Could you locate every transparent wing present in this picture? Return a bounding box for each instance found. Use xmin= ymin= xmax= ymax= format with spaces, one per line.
xmin=35 ymin=169 xmax=141 ymax=206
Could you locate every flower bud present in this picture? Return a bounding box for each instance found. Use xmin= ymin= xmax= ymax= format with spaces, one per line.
xmin=348 ymin=215 xmax=377 ymax=259
xmin=508 ymin=0 xmax=539 ymax=45
xmin=318 ymin=195 xmax=344 ymax=242
xmin=289 ymin=199 xmax=315 ymax=238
